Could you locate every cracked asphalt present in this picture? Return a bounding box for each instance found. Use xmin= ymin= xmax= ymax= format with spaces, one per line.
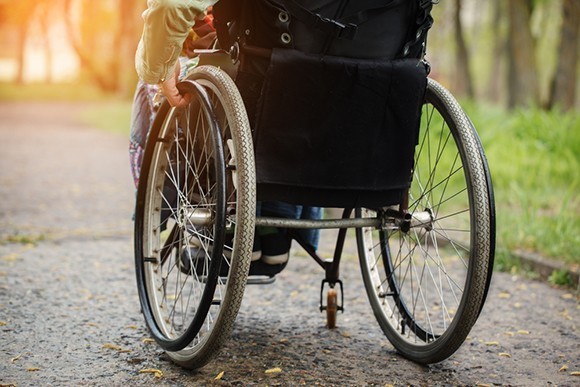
xmin=0 ymin=102 xmax=578 ymax=386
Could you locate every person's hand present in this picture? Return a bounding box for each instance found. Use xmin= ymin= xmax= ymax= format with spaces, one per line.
xmin=160 ymin=61 xmax=190 ymax=108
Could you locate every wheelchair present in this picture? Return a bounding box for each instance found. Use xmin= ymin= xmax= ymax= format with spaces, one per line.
xmin=134 ymin=0 xmax=495 ymax=370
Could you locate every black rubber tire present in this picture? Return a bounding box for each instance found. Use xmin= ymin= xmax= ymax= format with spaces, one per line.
xmin=356 ymin=78 xmax=495 ymax=364
xmin=135 ymin=65 xmax=256 ymax=369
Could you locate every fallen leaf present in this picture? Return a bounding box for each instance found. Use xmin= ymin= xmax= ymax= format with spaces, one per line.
xmin=142 ymin=338 xmax=155 ymax=343
xmin=86 ymin=322 xmax=99 ymax=327
xmin=103 ymin=343 xmax=123 ymax=351
xmin=126 ymin=325 xmax=138 ymax=329
xmin=485 ymin=341 xmax=500 ymax=346
xmin=513 ymin=302 xmax=522 ymax=309
xmin=265 ymin=367 xmax=282 ymax=374
xmin=561 ymin=293 xmax=573 ymax=300
xmin=215 ymin=371 xmax=224 ymax=380
xmin=140 ymin=368 xmax=163 ymax=378
xmin=571 ymin=371 xmax=580 ymax=376
xmin=498 ymin=292 xmax=511 ymax=299
xmin=279 ymin=338 xmax=289 ymax=343
xmin=384 ymin=384 xmax=395 ymax=387
xmin=476 ymin=384 xmax=491 ymax=387
xmin=2 ymin=254 xmax=19 ymax=262
xmin=516 ymin=330 xmax=530 ymax=335
xmin=0 ymin=321 xmax=7 ymax=326
xmin=559 ymin=365 xmax=568 ymax=372
xmin=504 ymin=332 xmax=515 ymax=337
xmin=341 ymin=331 xmax=352 ymax=338
xmin=10 ymin=354 xmax=22 ymax=363
xmin=26 ymin=367 xmax=40 ymax=372
xmin=498 ymin=353 xmax=511 ymax=358
xmin=559 ymin=310 xmax=573 ymax=321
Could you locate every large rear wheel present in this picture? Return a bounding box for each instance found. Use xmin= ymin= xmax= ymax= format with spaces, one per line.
xmin=357 ymin=78 xmax=495 ymax=364
xmin=134 ymin=66 xmax=256 ymax=369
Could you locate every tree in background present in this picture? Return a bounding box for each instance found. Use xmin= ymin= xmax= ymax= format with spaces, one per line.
xmin=38 ymin=1 xmax=54 ymax=84
xmin=548 ymin=0 xmax=579 ymax=112
xmin=506 ymin=0 xmax=539 ymax=108
xmin=115 ymin=0 xmax=141 ymax=96
xmin=453 ymin=0 xmax=474 ymax=99
xmin=0 ymin=0 xmax=41 ymax=84
xmin=485 ymin=0 xmax=506 ymax=104
xmin=64 ymin=0 xmax=142 ymax=95
xmin=0 ymin=0 xmax=576 ymax=108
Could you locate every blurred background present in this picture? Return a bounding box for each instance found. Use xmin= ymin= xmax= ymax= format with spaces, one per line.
xmin=0 ymin=0 xmax=578 ymax=286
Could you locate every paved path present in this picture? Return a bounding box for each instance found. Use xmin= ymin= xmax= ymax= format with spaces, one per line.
xmin=0 ymin=102 xmax=578 ymax=386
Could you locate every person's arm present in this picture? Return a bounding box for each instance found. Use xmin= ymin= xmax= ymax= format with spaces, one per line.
xmin=135 ymin=0 xmax=217 ymax=107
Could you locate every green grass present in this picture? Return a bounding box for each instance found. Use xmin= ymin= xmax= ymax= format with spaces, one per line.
xmin=0 ymin=81 xmax=110 ymax=101
xmin=464 ymin=102 xmax=579 ymax=266
xmin=2 ymin=81 xmax=577 ymax=269
xmin=78 ymin=101 xmax=133 ymax=136
xmin=0 ymin=82 xmax=133 ymax=135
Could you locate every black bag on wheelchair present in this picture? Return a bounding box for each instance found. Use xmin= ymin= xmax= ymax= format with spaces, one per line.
xmin=213 ymin=0 xmax=434 ymax=208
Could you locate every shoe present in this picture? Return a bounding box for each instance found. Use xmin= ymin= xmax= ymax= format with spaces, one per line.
xmin=179 ymin=237 xmax=205 ymax=275
xmin=224 ymin=232 xmax=261 ymax=261
xmin=259 ymin=228 xmax=291 ymax=265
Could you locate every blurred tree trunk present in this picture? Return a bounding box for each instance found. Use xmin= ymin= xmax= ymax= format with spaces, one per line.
xmin=13 ymin=1 xmax=41 ymax=84
xmin=453 ymin=0 xmax=474 ymax=99
xmin=115 ymin=0 xmax=141 ymax=97
xmin=548 ymin=0 xmax=579 ymax=111
xmin=39 ymin=3 xmax=53 ymax=83
xmin=506 ymin=0 xmax=539 ymax=108
xmin=15 ymin=22 xmax=28 ymax=84
xmin=485 ymin=0 xmax=505 ymax=103
xmin=63 ymin=0 xmax=116 ymax=91
xmin=64 ymin=0 xmax=141 ymax=94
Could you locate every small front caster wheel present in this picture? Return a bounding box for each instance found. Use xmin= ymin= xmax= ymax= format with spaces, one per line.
xmin=326 ymin=288 xmax=338 ymax=329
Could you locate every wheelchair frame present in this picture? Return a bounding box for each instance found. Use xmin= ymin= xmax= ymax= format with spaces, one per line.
xmin=134 ymin=51 xmax=495 ymax=369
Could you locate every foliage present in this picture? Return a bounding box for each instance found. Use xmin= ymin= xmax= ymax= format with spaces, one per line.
xmin=0 ymin=81 xmax=133 ymax=136
xmin=466 ymin=102 xmax=579 ymax=264
xmin=0 ymin=82 xmax=109 ymax=101
xmin=78 ymin=101 xmax=133 ymax=136
xmin=429 ymin=0 xmax=577 ymax=111
xmin=548 ymin=268 xmax=574 ymax=287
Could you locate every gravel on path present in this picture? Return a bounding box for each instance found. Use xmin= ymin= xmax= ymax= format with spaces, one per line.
xmin=1 ymin=102 xmax=578 ymax=386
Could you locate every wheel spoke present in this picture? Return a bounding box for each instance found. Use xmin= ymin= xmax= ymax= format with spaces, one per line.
xmin=135 ymin=67 xmax=254 ymax=366
xmin=357 ymin=79 xmax=493 ymax=363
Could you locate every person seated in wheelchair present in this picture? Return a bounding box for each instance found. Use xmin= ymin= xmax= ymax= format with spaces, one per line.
xmin=132 ymin=1 xmax=322 ymax=266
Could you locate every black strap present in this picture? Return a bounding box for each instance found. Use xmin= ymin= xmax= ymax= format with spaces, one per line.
xmin=279 ymin=0 xmax=358 ymax=40
xmin=402 ymin=0 xmax=435 ymax=57
xmin=279 ymin=0 xmax=435 ymax=45
xmin=337 ymin=0 xmax=400 ymax=27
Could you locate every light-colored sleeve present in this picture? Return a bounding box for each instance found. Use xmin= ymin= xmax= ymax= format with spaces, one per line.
xmin=135 ymin=0 xmax=218 ymax=84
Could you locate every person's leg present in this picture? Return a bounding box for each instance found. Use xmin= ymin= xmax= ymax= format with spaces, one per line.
xmin=258 ymin=201 xmax=322 ymax=264
xmin=129 ymin=80 xmax=160 ymax=188
xmin=298 ymin=206 xmax=322 ymax=250
xmin=257 ymin=201 xmax=292 ymax=264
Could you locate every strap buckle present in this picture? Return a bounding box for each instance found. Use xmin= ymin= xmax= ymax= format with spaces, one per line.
xmin=313 ymin=13 xmax=358 ymax=40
